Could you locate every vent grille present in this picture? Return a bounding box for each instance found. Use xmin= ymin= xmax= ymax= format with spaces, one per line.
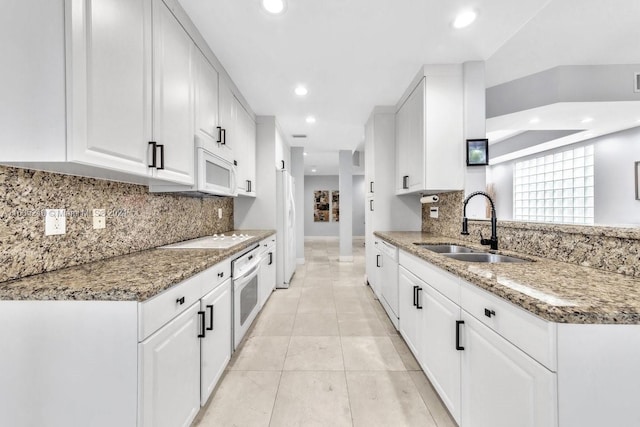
xmin=292 ymin=134 xmax=307 ymax=139
xmin=636 ymin=72 xmax=640 ymax=92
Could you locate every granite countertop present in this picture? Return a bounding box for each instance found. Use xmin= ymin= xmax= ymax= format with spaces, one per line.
xmin=0 ymin=230 xmax=275 ymax=302
xmin=375 ymin=231 xmax=640 ymax=325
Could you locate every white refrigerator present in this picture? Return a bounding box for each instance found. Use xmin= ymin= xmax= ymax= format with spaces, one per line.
xmin=276 ymin=169 xmax=296 ymax=288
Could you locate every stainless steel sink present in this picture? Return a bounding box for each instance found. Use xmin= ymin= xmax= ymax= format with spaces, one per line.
xmin=413 ymin=243 xmax=480 ymax=254
xmin=442 ymin=253 xmax=532 ymax=263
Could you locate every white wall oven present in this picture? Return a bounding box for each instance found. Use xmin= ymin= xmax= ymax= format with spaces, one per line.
xmin=232 ymin=245 xmax=261 ymax=349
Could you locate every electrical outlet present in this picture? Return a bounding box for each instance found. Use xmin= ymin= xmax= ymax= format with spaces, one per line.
xmin=45 ymin=209 xmax=66 ymax=236
xmin=430 ymin=207 xmax=439 ymax=219
xmin=93 ymin=209 xmax=106 ymax=230
xmin=218 ymin=208 xmax=223 ymax=219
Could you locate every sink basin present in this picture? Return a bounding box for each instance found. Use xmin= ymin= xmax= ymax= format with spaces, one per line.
xmin=442 ymin=253 xmax=531 ymax=263
xmin=414 ymin=243 xmax=480 ymax=254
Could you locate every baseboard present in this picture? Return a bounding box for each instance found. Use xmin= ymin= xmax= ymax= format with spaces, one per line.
xmin=338 ymin=256 xmax=354 ymax=262
xmin=296 ymin=258 xmax=305 ymax=265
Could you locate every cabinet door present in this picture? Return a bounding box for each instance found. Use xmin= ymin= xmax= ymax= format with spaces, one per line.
xmin=67 ymin=0 xmax=153 ymax=176
xmin=398 ymin=267 xmax=423 ymax=359
xmin=364 ymin=117 xmax=375 ymax=196
xmin=460 ymin=312 xmax=557 ymax=427
xmin=195 ymin=49 xmax=219 ymax=150
xmin=200 ymin=280 xmax=232 ymax=405
xmin=405 ymin=78 xmax=425 ymax=192
xmin=140 ymin=303 xmax=201 ymax=427
xmin=394 ymin=102 xmax=409 ymax=193
xmin=380 ymin=251 xmax=399 ymax=320
xmin=218 ymin=79 xmax=236 ymax=160
xmin=368 ymin=241 xmax=381 ymax=298
xmin=264 ymin=248 xmax=276 ymax=305
xmin=365 ymin=208 xmax=378 ymax=297
xmin=235 ymin=101 xmax=256 ymax=196
xmin=421 ymin=282 xmax=462 ymax=424
xmin=152 ymin=0 xmax=194 ymax=185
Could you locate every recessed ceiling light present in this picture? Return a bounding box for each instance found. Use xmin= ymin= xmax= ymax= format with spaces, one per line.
xmin=306 ymin=116 xmax=316 ymax=124
xmin=529 ymin=117 xmax=540 ymax=124
xmin=261 ymin=0 xmax=286 ymax=15
xmin=453 ymin=10 xmax=477 ymax=29
xmin=295 ymin=86 xmax=308 ymax=96
xmin=311 ymin=168 xmax=317 ymax=173
xmin=581 ymin=117 xmax=594 ymax=123
xmin=303 ymin=152 xmax=308 ymax=156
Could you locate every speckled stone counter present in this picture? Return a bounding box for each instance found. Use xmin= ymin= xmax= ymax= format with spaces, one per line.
xmin=375 ymin=231 xmax=640 ymax=325
xmin=0 ymin=230 xmax=275 ymax=302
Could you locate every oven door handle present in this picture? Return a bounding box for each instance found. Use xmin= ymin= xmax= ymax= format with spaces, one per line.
xmin=234 ymin=261 xmax=261 ymax=282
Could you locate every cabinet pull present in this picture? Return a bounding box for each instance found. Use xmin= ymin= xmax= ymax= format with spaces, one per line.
xmin=268 ymin=252 xmax=273 ymax=265
xmin=376 ymin=254 xmax=381 ymax=268
xmin=216 ymin=126 xmax=223 ymax=143
xmin=416 ymin=287 xmax=423 ymax=309
xmin=157 ymin=144 xmax=165 ymax=170
xmin=412 ymin=285 xmax=418 ymax=307
xmin=370 ymin=181 xmax=374 ymax=193
xmin=456 ymin=320 xmax=465 ymax=351
xmin=281 ymin=160 xmax=285 ymax=170
xmin=148 ymin=141 xmax=157 ymax=168
xmin=234 ymin=160 xmax=238 ymax=166
xmin=246 ymin=180 xmax=252 ymax=192
xmin=221 ymin=128 xmax=226 ymax=145
xmin=198 ymin=311 xmax=206 ymax=338
xmin=176 ymin=296 xmax=185 ymax=305
xmin=206 ymin=305 xmax=214 ymax=331
xmin=484 ymin=308 xmax=496 ymax=318
xmin=369 ymin=200 xmax=374 ymax=211
xmin=217 ymin=272 xmax=224 ymax=278
xmin=402 ymin=175 xmax=409 ymax=189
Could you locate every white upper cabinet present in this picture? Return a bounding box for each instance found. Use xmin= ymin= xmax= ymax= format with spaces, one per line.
xmin=194 ymin=48 xmax=221 ymax=152
xmin=395 ymin=65 xmax=464 ymax=194
xmin=67 ymin=0 xmax=153 ymax=178
xmin=235 ymin=100 xmax=257 ymax=196
xmin=217 ymin=79 xmax=237 ymax=161
xmin=0 ymin=0 xmax=254 ymax=190
xmin=151 ymin=0 xmax=195 ymax=185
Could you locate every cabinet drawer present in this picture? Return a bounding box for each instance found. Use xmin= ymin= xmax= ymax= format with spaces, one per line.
xmin=139 ymin=268 xmax=210 ymax=341
xmin=202 ymin=260 xmax=231 ymax=296
xmin=460 ymin=281 xmax=557 ymax=371
xmin=399 ymin=251 xmax=460 ymax=305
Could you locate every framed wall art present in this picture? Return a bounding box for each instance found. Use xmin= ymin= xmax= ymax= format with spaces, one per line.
xmin=467 ymin=138 xmax=489 ymax=166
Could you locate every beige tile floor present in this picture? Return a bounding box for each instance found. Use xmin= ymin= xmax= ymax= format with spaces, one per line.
xmin=194 ymin=237 xmax=457 ymax=427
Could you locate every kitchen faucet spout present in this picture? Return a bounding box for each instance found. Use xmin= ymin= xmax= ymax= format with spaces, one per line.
xmin=461 ymin=191 xmax=499 ymax=251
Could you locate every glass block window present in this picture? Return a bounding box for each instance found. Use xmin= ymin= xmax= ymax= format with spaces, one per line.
xmin=513 ymin=145 xmax=594 ymax=224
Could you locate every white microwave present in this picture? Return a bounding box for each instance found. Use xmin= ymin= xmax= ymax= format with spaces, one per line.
xmin=149 ymin=137 xmax=237 ymax=197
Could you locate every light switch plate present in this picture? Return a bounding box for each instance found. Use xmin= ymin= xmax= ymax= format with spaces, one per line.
xmin=430 ymin=207 xmax=439 ymax=219
xmin=45 ymin=209 xmax=66 ymax=235
xmin=93 ymin=209 xmax=106 ymax=229
xmin=218 ymin=208 xmax=223 ymax=219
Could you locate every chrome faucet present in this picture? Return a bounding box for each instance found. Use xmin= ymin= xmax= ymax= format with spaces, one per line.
xmin=461 ymin=191 xmax=498 ymax=250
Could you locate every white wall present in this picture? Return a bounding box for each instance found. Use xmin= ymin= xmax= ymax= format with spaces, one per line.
xmin=352 ymin=175 xmax=365 ymax=236
xmin=488 ymin=126 xmax=640 ymax=225
xmin=291 ymin=147 xmax=305 ymax=263
xmin=304 ymin=175 xmax=365 ymax=237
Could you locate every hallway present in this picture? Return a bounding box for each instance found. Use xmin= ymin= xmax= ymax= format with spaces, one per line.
xmin=195 ymin=237 xmax=457 ymax=427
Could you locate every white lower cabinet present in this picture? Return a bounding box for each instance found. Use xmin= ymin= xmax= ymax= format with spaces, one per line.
xmin=140 ymin=303 xmax=201 ymax=427
xmin=398 ymin=249 xmax=556 ymax=427
xmin=399 ymin=266 xmax=462 ymax=423
xmin=0 ymin=260 xmax=233 ymax=427
xmin=421 ymin=281 xmax=462 ymax=423
xmin=199 ymin=281 xmax=232 ymax=405
xmin=459 ymin=312 xmax=557 ymax=427
xmin=259 ymin=238 xmax=277 ymax=308
xmin=379 ymin=241 xmax=399 ymax=328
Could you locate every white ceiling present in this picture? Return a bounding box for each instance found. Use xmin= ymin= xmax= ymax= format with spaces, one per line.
xmin=178 ymin=0 xmax=640 ymax=174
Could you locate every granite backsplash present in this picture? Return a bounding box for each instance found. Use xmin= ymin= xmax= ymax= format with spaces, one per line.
xmin=422 ymin=190 xmax=640 ymax=278
xmin=0 ymin=166 xmax=234 ymax=282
